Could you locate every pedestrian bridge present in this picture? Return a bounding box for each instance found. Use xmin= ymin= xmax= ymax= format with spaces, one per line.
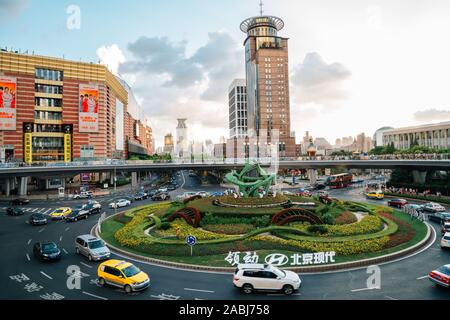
xmin=0 ymin=159 xmax=448 ymax=178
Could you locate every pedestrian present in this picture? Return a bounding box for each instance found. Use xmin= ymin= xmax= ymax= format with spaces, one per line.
xmin=176 ymin=227 xmax=181 ymax=240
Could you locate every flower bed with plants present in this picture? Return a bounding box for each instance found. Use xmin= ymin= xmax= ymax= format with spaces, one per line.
xmin=99 ymin=196 xmax=428 ymax=268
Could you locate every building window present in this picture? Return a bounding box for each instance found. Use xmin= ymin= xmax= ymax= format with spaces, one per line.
xmin=35 ymin=68 xmax=64 ymax=81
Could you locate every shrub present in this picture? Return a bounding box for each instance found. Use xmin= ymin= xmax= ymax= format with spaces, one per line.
xmin=325 ymin=216 xmax=383 ymax=236
xmin=307 ymin=225 xmax=328 ymax=235
xmin=158 ymin=222 xmax=171 ymax=230
xmin=251 ymin=215 xmax=271 ymax=228
xmin=334 ymin=211 xmax=358 ymax=225
xmin=321 ymin=213 xmax=335 ymax=225
xmin=202 ymin=224 xmax=254 ymax=235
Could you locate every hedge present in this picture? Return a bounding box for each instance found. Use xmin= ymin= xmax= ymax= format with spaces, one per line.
xmin=384 ymin=192 xmax=450 ymax=205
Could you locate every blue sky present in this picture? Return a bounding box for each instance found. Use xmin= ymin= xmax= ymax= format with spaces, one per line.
xmin=2 ymin=0 xmax=450 ymax=148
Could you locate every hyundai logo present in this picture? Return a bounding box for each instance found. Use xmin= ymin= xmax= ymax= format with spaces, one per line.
xmin=265 ymin=254 xmax=289 ymax=266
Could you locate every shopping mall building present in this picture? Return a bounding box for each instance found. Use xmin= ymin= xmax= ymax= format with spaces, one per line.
xmin=0 ymin=50 xmax=153 ymax=164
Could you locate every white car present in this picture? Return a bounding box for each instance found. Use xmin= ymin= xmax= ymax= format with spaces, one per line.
xmin=176 ymin=192 xmax=198 ymax=201
xmin=109 ymin=199 xmax=131 ymax=209
xmin=233 ymin=264 xmax=301 ymax=295
xmin=422 ymin=202 xmax=446 ymax=213
xmin=441 ymin=233 xmax=450 ymax=249
xmin=73 ymin=191 xmax=94 ymax=200
xmin=196 ymin=191 xmax=210 ymax=198
xmin=158 ymin=188 xmax=168 ymax=193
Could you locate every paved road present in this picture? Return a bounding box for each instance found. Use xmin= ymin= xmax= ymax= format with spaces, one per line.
xmin=1 ymin=174 xmax=449 ymax=300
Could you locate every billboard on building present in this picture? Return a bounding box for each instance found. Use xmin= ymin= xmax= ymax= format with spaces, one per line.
xmin=79 ymin=84 xmax=99 ymax=133
xmin=0 ymin=76 xmax=17 ymax=131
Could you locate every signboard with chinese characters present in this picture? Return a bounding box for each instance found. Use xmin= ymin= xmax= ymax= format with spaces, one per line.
xmin=79 ymin=84 xmax=99 ymax=133
xmin=225 ymin=251 xmax=336 ymax=267
xmin=0 ymin=76 xmax=17 ymax=131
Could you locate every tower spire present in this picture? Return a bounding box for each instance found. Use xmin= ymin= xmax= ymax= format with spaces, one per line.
xmin=259 ymin=0 xmax=264 ymax=16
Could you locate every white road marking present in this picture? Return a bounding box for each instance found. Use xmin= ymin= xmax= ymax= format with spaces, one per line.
xmin=40 ymin=271 xmax=53 ymax=280
xmin=32 ymin=208 xmax=39 ymax=213
xmin=38 ymin=208 xmax=45 ymax=213
xmin=59 ymin=236 xmax=63 ymax=242
xmin=80 ymin=262 xmax=92 ymax=269
xmin=43 ymin=208 xmax=52 ymax=214
xmin=385 ymin=295 xmax=398 ymax=300
xmin=26 ymin=254 xmax=30 ymax=261
xmin=38 ymin=228 xmax=45 ymax=233
xmin=417 ymin=275 xmax=428 ymax=280
xmin=62 ymin=248 xmax=68 ymax=254
xmin=65 ymin=227 xmax=70 ymax=232
xmin=27 ymin=239 xmax=32 ymax=245
xmin=184 ymin=288 xmax=215 ymax=294
xmin=351 ymin=287 xmax=380 ymax=292
xmin=267 ymin=293 xmax=302 ymax=296
xmin=82 ymin=291 xmax=108 ymax=300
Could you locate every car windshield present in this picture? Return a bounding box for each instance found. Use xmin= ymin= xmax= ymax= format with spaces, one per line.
xmin=122 ymin=265 xmax=141 ymax=277
xmin=88 ymin=240 xmax=105 ymax=249
xmin=32 ymin=214 xmax=44 ymax=219
xmin=271 ymin=268 xmax=286 ymax=278
xmin=437 ymin=266 xmax=450 ymax=276
xmin=54 ymin=209 xmax=63 ymax=213
xmin=444 ymin=236 xmax=450 ymax=241
xmin=42 ymin=243 xmax=58 ymax=253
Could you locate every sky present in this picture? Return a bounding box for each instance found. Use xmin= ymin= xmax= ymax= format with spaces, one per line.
xmin=1 ymin=0 xmax=450 ymax=149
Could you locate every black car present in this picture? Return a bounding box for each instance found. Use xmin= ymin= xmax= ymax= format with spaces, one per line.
xmin=11 ymin=198 xmax=30 ymax=206
xmin=6 ymin=207 xmax=24 ymax=216
xmin=167 ymin=185 xmax=178 ymax=191
xmin=429 ymin=212 xmax=450 ymax=224
xmin=33 ymin=242 xmax=61 ymax=262
xmin=151 ymin=192 xmax=171 ymax=201
xmin=65 ymin=209 xmax=89 ymax=222
xmin=146 ymin=190 xmax=158 ymax=198
xmin=29 ymin=213 xmax=48 ymax=226
xmin=84 ymin=202 xmax=102 ymax=214
xmin=134 ymin=192 xmax=148 ymax=201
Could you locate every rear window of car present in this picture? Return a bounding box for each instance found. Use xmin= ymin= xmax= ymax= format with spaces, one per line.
xmin=444 ymin=236 xmax=450 ymax=241
xmin=437 ymin=266 xmax=450 ymax=276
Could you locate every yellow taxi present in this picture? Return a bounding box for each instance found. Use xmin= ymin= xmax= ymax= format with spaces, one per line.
xmin=366 ymin=191 xmax=385 ymax=200
xmin=97 ymin=259 xmax=150 ymax=293
xmin=50 ymin=207 xmax=72 ymax=220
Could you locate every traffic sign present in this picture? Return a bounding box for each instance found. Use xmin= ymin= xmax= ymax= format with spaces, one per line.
xmin=186 ymin=235 xmax=197 ymax=247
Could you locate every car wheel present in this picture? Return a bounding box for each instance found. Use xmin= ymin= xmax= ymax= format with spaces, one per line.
xmin=88 ymin=254 xmax=93 ymax=261
xmin=242 ymin=284 xmax=253 ymax=294
xmin=124 ymin=285 xmax=132 ymax=294
xmin=282 ymin=285 xmax=294 ymax=295
xmin=98 ymin=278 xmax=105 ymax=287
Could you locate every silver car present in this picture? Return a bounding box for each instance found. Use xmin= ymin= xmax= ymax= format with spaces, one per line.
xmin=75 ymin=235 xmax=110 ymax=261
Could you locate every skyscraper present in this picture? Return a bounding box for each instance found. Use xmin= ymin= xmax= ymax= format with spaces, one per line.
xmin=240 ymin=7 xmax=296 ymax=157
xmin=228 ymin=79 xmax=248 ymax=138
xmin=176 ymin=119 xmax=188 ymax=158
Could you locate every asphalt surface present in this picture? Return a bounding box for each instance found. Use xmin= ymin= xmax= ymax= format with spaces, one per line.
xmin=1 ymin=172 xmax=449 ymax=300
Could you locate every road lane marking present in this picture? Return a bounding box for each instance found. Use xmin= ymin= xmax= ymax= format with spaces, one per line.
xmin=38 ymin=228 xmax=45 ymax=233
xmin=184 ymin=288 xmax=215 ymax=294
xmin=32 ymin=208 xmax=39 ymax=213
xmin=351 ymin=287 xmax=380 ymax=292
xmin=26 ymin=254 xmax=30 ymax=261
xmin=82 ymin=291 xmax=108 ymax=300
xmin=385 ymin=296 xmax=398 ymax=300
xmin=65 ymin=227 xmax=70 ymax=232
xmin=62 ymin=248 xmax=68 ymax=254
xmin=38 ymin=208 xmax=45 ymax=213
xmin=59 ymin=236 xmax=63 ymax=242
xmin=417 ymin=276 xmax=428 ymax=280
xmin=40 ymin=271 xmax=53 ymax=280
xmin=43 ymin=208 xmax=52 ymax=214
xmin=27 ymin=239 xmax=32 ymax=245
xmin=80 ymin=262 xmax=92 ymax=269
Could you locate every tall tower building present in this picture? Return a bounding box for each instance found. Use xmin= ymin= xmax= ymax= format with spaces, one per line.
xmin=176 ymin=119 xmax=188 ymax=157
xmin=163 ymin=133 xmax=174 ymax=154
xmin=228 ymin=79 xmax=248 ymax=138
xmin=240 ymin=7 xmax=296 ymax=157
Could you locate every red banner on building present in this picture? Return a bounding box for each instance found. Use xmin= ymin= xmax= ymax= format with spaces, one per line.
xmin=79 ymin=84 xmax=99 ymax=133
xmin=0 ymin=76 xmax=17 ymax=131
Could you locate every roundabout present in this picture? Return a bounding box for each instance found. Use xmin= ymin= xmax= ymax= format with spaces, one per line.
xmin=96 ymin=193 xmax=433 ymax=273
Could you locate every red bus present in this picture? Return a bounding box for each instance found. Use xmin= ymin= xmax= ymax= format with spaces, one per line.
xmin=327 ymin=173 xmax=353 ymax=189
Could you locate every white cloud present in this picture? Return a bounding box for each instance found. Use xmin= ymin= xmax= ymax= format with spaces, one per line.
xmin=291 ymin=52 xmax=351 ymax=106
xmin=414 ymin=109 xmax=450 ymax=122
xmin=96 ymin=44 xmax=126 ymax=75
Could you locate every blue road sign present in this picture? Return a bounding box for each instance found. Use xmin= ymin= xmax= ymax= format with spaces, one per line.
xmin=186 ymin=235 xmax=197 ymax=246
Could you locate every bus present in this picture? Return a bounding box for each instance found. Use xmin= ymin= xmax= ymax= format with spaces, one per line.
xmin=326 ymin=173 xmax=353 ymax=189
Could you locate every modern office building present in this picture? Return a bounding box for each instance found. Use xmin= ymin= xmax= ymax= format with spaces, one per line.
xmin=228 ymin=79 xmax=248 ymax=138
xmin=382 ymin=121 xmax=450 ymax=150
xmin=240 ymin=12 xmax=297 ymax=157
xmin=163 ymin=133 xmax=174 ymax=154
xmin=0 ymin=50 xmax=152 ymax=163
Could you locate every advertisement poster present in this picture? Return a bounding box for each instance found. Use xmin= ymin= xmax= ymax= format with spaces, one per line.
xmin=79 ymin=84 xmax=99 ymax=133
xmin=0 ymin=76 xmax=17 ymax=131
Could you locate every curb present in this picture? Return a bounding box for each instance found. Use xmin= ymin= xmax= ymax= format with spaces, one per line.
xmin=93 ymin=212 xmax=435 ymax=274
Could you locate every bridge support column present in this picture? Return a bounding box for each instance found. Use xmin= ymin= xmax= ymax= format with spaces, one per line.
xmin=131 ymin=172 xmax=138 ymax=188
xmin=307 ymin=169 xmax=318 ymax=185
xmin=5 ymin=179 xmax=11 ymax=197
xmin=18 ymin=177 xmax=28 ymax=196
xmin=412 ymin=171 xmax=427 ymax=185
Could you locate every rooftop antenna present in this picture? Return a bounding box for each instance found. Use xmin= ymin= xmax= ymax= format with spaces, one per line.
xmin=259 ymin=0 xmax=264 ymax=16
